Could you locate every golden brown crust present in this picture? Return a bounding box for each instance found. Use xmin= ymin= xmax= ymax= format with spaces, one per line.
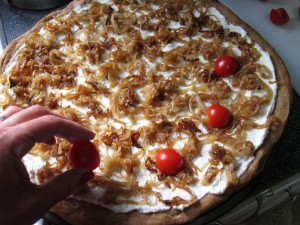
xmin=0 ymin=0 xmax=292 ymax=225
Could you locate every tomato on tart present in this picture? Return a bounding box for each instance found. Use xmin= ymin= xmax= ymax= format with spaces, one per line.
xmin=213 ymin=56 xmax=239 ymax=78
xmin=0 ymin=0 xmax=292 ymax=224
xmin=156 ymin=148 xmax=184 ymax=176
xmin=207 ymin=104 xmax=231 ymax=129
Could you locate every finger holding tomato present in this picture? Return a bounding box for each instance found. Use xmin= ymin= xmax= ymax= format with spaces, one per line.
xmin=68 ymin=140 xmax=100 ymax=170
xmin=0 ymin=105 xmax=96 ymax=225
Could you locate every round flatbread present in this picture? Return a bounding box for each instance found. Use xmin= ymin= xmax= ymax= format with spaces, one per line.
xmin=0 ymin=0 xmax=292 ymax=224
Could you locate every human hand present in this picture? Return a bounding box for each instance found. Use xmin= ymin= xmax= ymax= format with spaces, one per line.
xmin=0 ymin=105 xmax=96 ymax=225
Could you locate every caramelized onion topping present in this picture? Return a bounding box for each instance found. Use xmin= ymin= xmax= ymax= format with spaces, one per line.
xmin=0 ymin=0 xmax=276 ymax=208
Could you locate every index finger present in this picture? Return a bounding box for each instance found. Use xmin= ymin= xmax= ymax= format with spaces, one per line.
xmin=5 ymin=115 xmax=95 ymax=159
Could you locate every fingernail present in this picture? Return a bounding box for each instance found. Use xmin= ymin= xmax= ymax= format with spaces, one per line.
xmin=80 ymin=171 xmax=94 ymax=184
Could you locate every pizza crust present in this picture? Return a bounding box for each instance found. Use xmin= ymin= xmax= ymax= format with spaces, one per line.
xmin=0 ymin=0 xmax=292 ymax=224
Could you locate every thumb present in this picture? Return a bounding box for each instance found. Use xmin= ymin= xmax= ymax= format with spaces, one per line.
xmin=36 ymin=168 xmax=94 ymax=209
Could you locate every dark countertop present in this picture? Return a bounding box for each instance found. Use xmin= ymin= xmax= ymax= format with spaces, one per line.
xmin=259 ymin=91 xmax=300 ymax=184
xmin=0 ymin=1 xmax=68 ymax=44
xmin=0 ymin=1 xmax=299 ymax=224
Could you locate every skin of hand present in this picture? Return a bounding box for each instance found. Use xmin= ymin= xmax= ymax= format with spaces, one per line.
xmin=0 ymin=105 xmax=96 ymax=225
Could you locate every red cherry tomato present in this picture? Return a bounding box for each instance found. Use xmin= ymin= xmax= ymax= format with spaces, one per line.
xmin=207 ymin=104 xmax=231 ymax=129
xmin=156 ymin=148 xmax=184 ymax=176
xmin=213 ymin=56 xmax=239 ymax=78
xmin=270 ymin=8 xmax=289 ymax=25
xmin=68 ymin=141 xmax=100 ymax=170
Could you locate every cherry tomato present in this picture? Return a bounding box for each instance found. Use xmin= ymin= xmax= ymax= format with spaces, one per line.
xmin=68 ymin=141 xmax=100 ymax=170
xmin=207 ymin=104 xmax=231 ymax=129
xmin=298 ymin=6 xmax=300 ymax=18
xmin=270 ymin=8 xmax=289 ymax=25
xmin=156 ymin=148 xmax=184 ymax=176
xmin=213 ymin=56 xmax=239 ymax=78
